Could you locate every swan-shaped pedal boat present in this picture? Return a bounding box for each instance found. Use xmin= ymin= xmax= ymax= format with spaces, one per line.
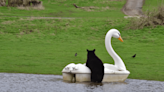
xmin=62 ymin=29 xmax=130 ymax=82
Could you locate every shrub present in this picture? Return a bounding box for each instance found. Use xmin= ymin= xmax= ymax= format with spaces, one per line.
xmin=127 ymin=6 xmax=164 ymax=30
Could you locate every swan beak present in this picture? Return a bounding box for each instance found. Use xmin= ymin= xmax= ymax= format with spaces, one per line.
xmin=118 ymin=36 xmax=123 ymax=42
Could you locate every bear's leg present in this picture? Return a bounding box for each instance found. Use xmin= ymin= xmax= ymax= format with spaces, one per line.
xmin=91 ymin=72 xmax=104 ymax=83
xmin=91 ymin=73 xmax=97 ymax=82
xmin=96 ymin=74 xmax=103 ymax=83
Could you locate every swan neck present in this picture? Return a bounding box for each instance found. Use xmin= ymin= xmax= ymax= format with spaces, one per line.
xmin=105 ymin=31 xmax=126 ymax=71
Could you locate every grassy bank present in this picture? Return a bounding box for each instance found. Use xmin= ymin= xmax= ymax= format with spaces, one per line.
xmin=0 ymin=0 xmax=164 ymax=81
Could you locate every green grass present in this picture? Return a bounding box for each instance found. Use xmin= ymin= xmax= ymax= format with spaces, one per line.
xmin=0 ymin=0 xmax=126 ymax=18
xmin=0 ymin=0 xmax=164 ymax=81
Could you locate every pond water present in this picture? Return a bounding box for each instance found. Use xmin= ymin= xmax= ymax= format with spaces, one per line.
xmin=0 ymin=73 xmax=164 ymax=92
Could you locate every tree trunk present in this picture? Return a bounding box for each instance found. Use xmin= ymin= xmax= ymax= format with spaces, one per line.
xmin=7 ymin=0 xmax=41 ymax=7
xmin=121 ymin=0 xmax=145 ymax=16
xmin=0 ymin=0 xmax=6 ymax=6
xmin=23 ymin=0 xmax=41 ymax=7
xmin=8 ymin=0 xmax=23 ymax=7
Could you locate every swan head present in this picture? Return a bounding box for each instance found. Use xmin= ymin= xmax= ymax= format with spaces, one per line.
xmin=110 ymin=29 xmax=123 ymax=42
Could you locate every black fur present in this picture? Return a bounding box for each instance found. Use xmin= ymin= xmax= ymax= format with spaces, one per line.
xmin=86 ymin=49 xmax=104 ymax=83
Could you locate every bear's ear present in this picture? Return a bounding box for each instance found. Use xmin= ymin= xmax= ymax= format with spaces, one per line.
xmin=87 ymin=49 xmax=89 ymax=52
xmin=93 ymin=49 xmax=95 ymax=52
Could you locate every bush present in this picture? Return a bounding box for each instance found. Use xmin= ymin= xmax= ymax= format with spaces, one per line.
xmin=7 ymin=0 xmax=42 ymax=7
xmin=127 ymin=6 xmax=164 ymax=29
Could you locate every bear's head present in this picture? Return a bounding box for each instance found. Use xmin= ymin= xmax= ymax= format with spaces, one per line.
xmin=87 ymin=49 xmax=96 ymax=58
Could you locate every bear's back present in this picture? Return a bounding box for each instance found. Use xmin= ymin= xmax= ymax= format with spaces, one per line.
xmin=86 ymin=49 xmax=104 ymax=72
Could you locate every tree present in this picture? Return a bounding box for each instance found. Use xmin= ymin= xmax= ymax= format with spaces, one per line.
xmin=121 ymin=0 xmax=145 ymax=16
xmin=8 ymin=0 xmax=23 ymax=7
xmin=0 ymin=0 xmax=6 ymax=6
xmin=7 ymin=0 xmax=41 ymax=7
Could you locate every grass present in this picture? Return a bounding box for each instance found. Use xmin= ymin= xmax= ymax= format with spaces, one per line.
xmin=0 ymin=0 xmax=164 ymax=81
xmin=0 ymin=0 xmax=125 ymax=18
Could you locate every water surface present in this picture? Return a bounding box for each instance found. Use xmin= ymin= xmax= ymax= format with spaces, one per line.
xmin=0 ymin=73 xmax=163 ymax=92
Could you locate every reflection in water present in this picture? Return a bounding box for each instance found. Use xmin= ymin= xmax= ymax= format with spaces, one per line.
xmin=80 ymin=82 xmax=128 ymax=92
xmin=85 ymin=82 xmax=103 ymax=92
xmin=0 ymin=73 xmax=164 ymax=92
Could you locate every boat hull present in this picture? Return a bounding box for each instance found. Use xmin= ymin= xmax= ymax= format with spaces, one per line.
xmin=62 ymin=73 xmax=129 ymax=82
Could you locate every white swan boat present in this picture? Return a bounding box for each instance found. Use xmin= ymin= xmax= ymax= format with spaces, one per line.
xmin=62 ymin=29 xmax=130 ymax=82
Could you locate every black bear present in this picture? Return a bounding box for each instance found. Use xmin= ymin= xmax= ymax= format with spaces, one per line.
xmin=86 ymin=49 xmax=104 ymax=83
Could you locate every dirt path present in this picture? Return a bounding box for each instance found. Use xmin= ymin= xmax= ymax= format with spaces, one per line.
xmin=0 ymin=15 xmax=79 ymax=19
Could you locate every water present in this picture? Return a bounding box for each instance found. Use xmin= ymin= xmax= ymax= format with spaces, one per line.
xmin=0 ymin=73 xmax=164 ymax=92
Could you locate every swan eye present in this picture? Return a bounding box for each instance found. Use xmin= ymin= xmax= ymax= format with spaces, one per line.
xmin=118 ymin=33 xmax=120 ymax=36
